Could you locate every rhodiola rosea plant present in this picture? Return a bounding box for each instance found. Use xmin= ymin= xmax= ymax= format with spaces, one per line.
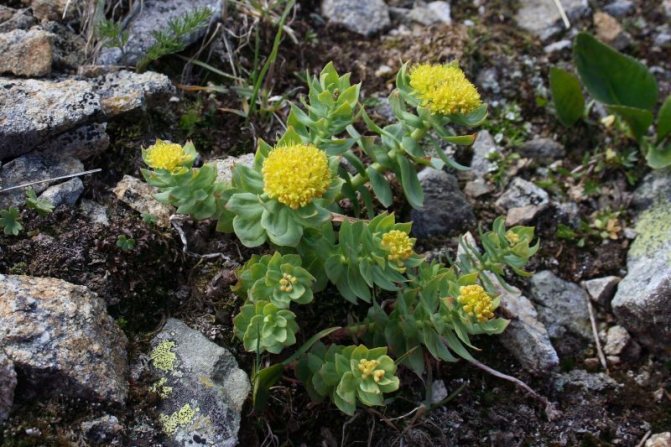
xmin=140 ymin=62 xmax=538 ymax=415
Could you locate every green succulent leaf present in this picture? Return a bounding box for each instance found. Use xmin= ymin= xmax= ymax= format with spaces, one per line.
xmin=549 ymin=66 xmax=585 ymax=127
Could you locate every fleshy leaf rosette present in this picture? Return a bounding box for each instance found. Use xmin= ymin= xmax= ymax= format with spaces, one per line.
xmin=233 ymin=300 xmax=299 ymax=354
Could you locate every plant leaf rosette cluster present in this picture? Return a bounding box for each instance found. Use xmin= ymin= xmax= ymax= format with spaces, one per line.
xmin=141 ymin=63 xmax=537 ymax=416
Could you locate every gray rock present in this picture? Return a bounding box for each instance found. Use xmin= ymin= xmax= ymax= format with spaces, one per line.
xmin=321 ymin=0 xmax=390 ymax=36
xmin=489 ymin=274 xmax=559 ymax=375
xmin=430 ymin=380 xmax=448 ymax=404
xmin=516 ymin=138 xmax=565 ymax=163
xmin=0 ymin=29 xmax=54 ymax=77
xmin=594 ymin=11 xmax=631 ymax=50
xmin=464 ymin=177 xmax=493 ymax=198
xmin=406 ymin=1 xmax=452 ymax=26
xmin=529 ymin=271 xmax=592 ymax=354
xmin=0 ymin=350 xmax=16 ymax=423
xmin=42 ymin=21 xmax=86 ymax=70
xmin=38 ymin=177 xmax=84 ymax=207
xmin=113 ymin=175 xmax=174 ymax=228
xmin=612 ymin=202 xmax=671 ymax=355
xmin=469 ymin=130 xmax=500 ymax=178
xmin=630 ymin=169 xmax=671 ymax=211
xmin=544 ymin=39 xmax=572 ymax=53
xmin=211 ymin=153 xmax=255 ymax=185
xmin=554 ymin=201 xmax=580 ymax=227
xmin=0 ymin=77 xmax=100 ymax=160
xmin=603 ymin=325 xmax=640 ymax=362
xmin=29 ymin=0 xmax=83 ymax=21
xmin=79 ymin=199 xmax=110 ymax=226
xmin=646 ymin=432 xmax=671 ymax=447
xmin=0 ymin=153 xmax=84 ymax=209
xmin=0 ymin=7 xmax=37 ymax=33
xmin=582 ymin=276 xmax=620 ymax=306
xmin=666 ymin=0 xmax=671 ymax=18
xmin=81 ymin=415 xmax=125 ymax=446
xmin=410 ymin=169 xmax=475 ymax=237
xmin=553 ymin=369 xmax=619 ymax=393
xmin=98 ymin=0 xmax=223 ymax=65
xmin=654 ymin=31 xmax=671 ymax=48
xmin=91 ymin=70 xmax=175 ymax=117
xmin=603 ymin=0 xmax=635 ymax=17
xmin=149 ymin=318 xmax=250 ymax=447
xmin=0 ymin=274 xmax=128 ymax=404
xmin=496 ymin=177 xmax=549 ymax=225
xmin=476 ymin=68 xmax=500 ymax=95
xmin=36 ymin=123 xmax=110 ymax=161
xmin=515 ymin=0 xmax=590 ymax=40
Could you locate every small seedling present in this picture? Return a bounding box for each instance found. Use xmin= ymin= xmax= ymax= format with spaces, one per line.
xmin=0 ymin=207 xmax=23 ymax=236
xmin=25 ymin=188 xmax=54 ymax=216
xmin=116 ymin=235 xmax=136 ymax=251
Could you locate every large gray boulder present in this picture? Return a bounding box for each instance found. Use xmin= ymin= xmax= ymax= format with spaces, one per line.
xmin=529 ymin=271 xmax=592 ymax=355
xmin=0 ymin=274 xmax=128 ymax=404
xmin=149 ymin=318 xmax=250 ymax=447
xmin=410 ymin=169 xmax=476 ymax=238
xmin=0 ymin=350 xmax=16 ymax=423
xmin=321 ymin=0 xmax=391 ymax=36
xmin=612 ymin=170 xmax=671 ymax=354
xmin=98 ymin=0 xmax=223 ymax=65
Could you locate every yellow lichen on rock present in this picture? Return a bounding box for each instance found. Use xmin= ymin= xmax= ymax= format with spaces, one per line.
xmin=151 ymin=340 xmax=177 ymax=372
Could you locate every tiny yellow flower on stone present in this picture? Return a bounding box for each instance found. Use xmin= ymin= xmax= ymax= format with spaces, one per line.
xmin=381 ymin=230 xmax=415 ymax=263
xmin=279 ymin=273 xmax=298 ymax=292
xmin=409 ymin=63 xmax=482 ymax=116
xmin=151 ymin=340 xmax=176 ymax=372
xmin=458 ymin=284 xmax=495 ymax=323
xmin=262 ymin=144 xmax=331 ymax=209
xmin=505 ymin=230 xmax=520 ymax=245
xmin=358 ymin=358 xmax=379 ymax=379
xmin=144 ymin=139 xmax=192 ymax=173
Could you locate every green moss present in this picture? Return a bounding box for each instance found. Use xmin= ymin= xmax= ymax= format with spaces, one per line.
xmin=151 ymin=340 xmax=177 ymax=372
xmin=630 ymin=206 xmax=671 ymax=259
xmin=159 ymin=403 xmax=197 ymax=435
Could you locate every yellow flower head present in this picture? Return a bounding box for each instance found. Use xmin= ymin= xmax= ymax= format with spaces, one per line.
xmin=505 ymin=230 xmax=520 ymax=245
xmin=381 ymin=230 xmax=415 ymax=263
xmin=458 ymin=284 xmax=495 ymax=323
xmin=262 ymin=144 xmax=331 ymax=209
xmin=358 ymin=358 xmax=379 ymax=379
xmin=144 ymin=139 xmax=192 ymax=173
xmin=409 ymin=63 xmax=482 ymax=116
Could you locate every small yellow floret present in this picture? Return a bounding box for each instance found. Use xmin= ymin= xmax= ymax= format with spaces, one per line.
xmin=458 ymin=284 xmax=495 ymax=323
xmin=505 ymin=230 xmax=520 ymax=245
xmin=279 ymin=273 xmax=298 ymax=292
xmin=159 ymin=404 xmax=196 ymax=435
xmin=151 ymin=340 xmax=176 ymax=372
xmin=409 ymin=64 xmax=482 ymax=116
xmin=358 ymin=359 xmax=379 ymax=379
xmin=381 ymin=230 xmax=415 ymax=263
xmin=262 ymin=144 xmax=331 ymax=209
xmin=145 ymin=140 xmax=191 ymax=173
xmin=373 ymin=369 xmax=386 ymax=383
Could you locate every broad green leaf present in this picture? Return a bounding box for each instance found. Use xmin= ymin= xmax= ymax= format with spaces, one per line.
xmin=549 ymin=67 xmax=585 ymax=127
xmin=658 ymin=95 xmax=671 ymax=140
xmin=574 ymin=32 xmax=658 ymax=110
xmin=607 ymin=104 xmax=653 ymax=142
xmin=252 ymin=364 xmax=284 ymax=412
xmin=646 ymin=144 xmax=671 ymax=169
xmin=397 ymin=156 xmax=424 ymax=208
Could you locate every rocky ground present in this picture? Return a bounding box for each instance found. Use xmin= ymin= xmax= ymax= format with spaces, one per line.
xmin=0 ymin=0 xmax=670 ymax=446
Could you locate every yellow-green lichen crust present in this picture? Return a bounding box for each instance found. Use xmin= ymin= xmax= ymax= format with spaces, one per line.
xmin=630 ymin=206 xmax=671 ymax=260
xmin=159 ymin=404 xmax=197 ymax=435
xmin=151 ymin=340 xmax=177 ymax=372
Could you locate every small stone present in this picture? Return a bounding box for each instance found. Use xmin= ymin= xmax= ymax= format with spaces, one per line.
xmin=464 ymin=177 xmax=493 ymax=198
xmin=496 ymin=177 xmax=549 ymax=225
xmin=38 ymin=177 xmax=84 ymax=208
xmin=0 ymin=350 xmax=16 ymax=423
xmin=98 ymin=0 xmax=222 ymax=65
xmin=603 ymin=0 xmax=635 ymax=17
xmin=0 ymin=7 xmax=36 ymax=33
xmin=79 ymin=199 xmax=110 ymax=226
xmin=211 ymin=153 xmax=255 ymax=185
xmin=321 ymin=0 xmax=390 ymax=36
xmin=654 ymin=31 xmax=671 ymax=48
xmin=582 ymin=276 xmax=620 ymax=306
xmin=553 ymin=369 xmax=619 ymax=393
xmin=594 ymin=11 xmax=631 ymax=50
xmin=113 ymin=175 xmax=174 ymax=228
xmin=603 ymin=325 xmax=641 ymax=362
xmin=544 ymin=39 xmax=572 ymax=53
xmin=505 ymin=205 xmax=546 ymax=226
xmin=29 ymin=0 xmax=83 ymax=21
xmin=476 ymin=68 xmax=500 ymax=94
xmin=583 ymin=357 xmax=600 ymax=370
xmin=515 ymin=0 xmax=590 ymax=40
xmin=646 ymin=433 xmax=671 ymax=447
xmin=406 ymin=1 xmax=452 ymax=26
xmin=81 ymin=415 xmax=125 ymax=446
xmin=410 ymin=169 xmax=476 ymax=238
xmin=470 ymin=130 xmax=501 ymax=178
xmin=0 ymin=29 xmax=54 ymax=77
xmin=529 ymin=271 xmax=592 ymax=355
xmin=516 ymin=138 xmax=565 ymax=163
xmin=375 ymin=64 xmax=393 ymax=78
xmin=0 ymin=153 xmax=84 ymax=209
xmin=431 ymin=380 xmax=448 ymax=403
xmin=150 ymin=318 xmax=250 ymax=447
xmin=665 ymin=0 xmax=671 ymax=18
xmin=0 ymin=274 xmax=128 ymax=404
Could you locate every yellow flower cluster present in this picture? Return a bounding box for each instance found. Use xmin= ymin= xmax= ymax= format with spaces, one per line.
xmin=505 ymin=230 xmax=520 ymax=245
xmin=381 ymin=230 xmax=415 ymax=263
xmin=262 ymin=144 xmax=331 ymax=209
xmin=409 ymin=63 xmax=482 ymax=116
xmin=458 ymin=284 xmax=495 ymax=323
xmin=145 ymin=140 xmax=192 ymax=173
xmin=358 ymin=358 xmax=384 ymax=382
xmin=279 ymin=273 xmax=298 ymax=292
